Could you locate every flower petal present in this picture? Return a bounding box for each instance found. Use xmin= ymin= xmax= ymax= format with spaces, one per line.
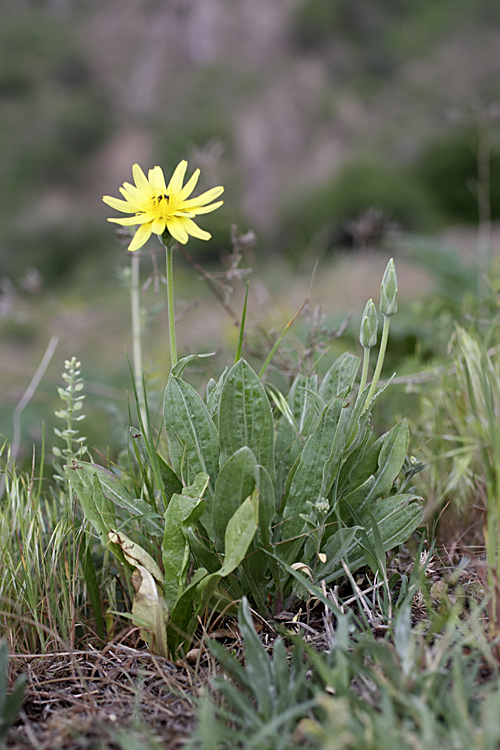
xmin=132 ymin=164 xmax=150 ymax=193
xmin=128 ymin=222 xmax=153 ymax=251
xmin=178 ymin=168 xmax=200 ymax=201
xmin=176 ymin=216 xmax=211 ymax=241
xmin=166 ymin=217 xmax=189 ymax=244
xmin=119 ymin=183 xmax=150 ymax=209
xmin=108 ymin=213 xmax=154 ymax=226
xmin=180 ymin=185 xmax=224 ymax=209
xmin=148 ymin=166 xmax=167 ymax=193
xmin=187 ymin=200 xmax=224 ymax=216
xmin=151 ymin=216 xmax=167 ymax=235
xmin=103 ymin=195 xmax=135 ymax=213
xmin=167 ymin=160 xmax=188 ymax=195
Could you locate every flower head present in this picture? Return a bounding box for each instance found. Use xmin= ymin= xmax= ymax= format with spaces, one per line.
xmin=103 ymin=161 xmax=224 ymax=251
xmin=359 ymin=298 xmax=378 ymax=349
xmin=379 ymin=258 xmax=398 ymax=317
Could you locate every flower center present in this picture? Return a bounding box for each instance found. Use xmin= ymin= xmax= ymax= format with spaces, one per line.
xmin=153 ymin=193 xmax=170 ymax=207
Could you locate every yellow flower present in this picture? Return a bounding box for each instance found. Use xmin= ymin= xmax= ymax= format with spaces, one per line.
xmin=102 ymin=161 xmax=224 ymax=252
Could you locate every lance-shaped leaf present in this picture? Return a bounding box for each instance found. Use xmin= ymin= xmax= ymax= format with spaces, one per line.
xmin=212 ymin=447 xmax=257 ymax=551
xmin=364 ymin=420 xmax=409 ymax=504
xmin=162 ymin=491 xmax=206 ymax=610
xmin=164 ymin=375 xmax=220 ymax=493
xmin=282 ymin=396 xmax=351 ymax=540
xmin=319 ymin=353 xmax=360 ymax=403
xmin=71 ymin=462 xmax=164 ymax=536
xmin=339 ymin=420 xmax=409 ymax=516
xmin=274 ymin=374 xmax=318 ymax=504
xmin=207 ymin=366 xmax=228 ymax=418
xmin=129 ymin=429 xmax=182 ymax=503
xmin=314 ymin=526 xmax=362 ymax=582
xmin=168 ymin=494 xmax=258 ymax=653
xmin=0 ymin=640 xmax=26 ymax=741
xmin=321 ymin=494 xmax=424 ymax=584
xmin=254 ymin=464 xmax=275 ymax=549
xmin=218 ymin=359 xmax=275 ymax=481
xmin=65 ymin=464 xmax=115 ymax=545
xmin=171 ymin=353 xmax=215 ymax=378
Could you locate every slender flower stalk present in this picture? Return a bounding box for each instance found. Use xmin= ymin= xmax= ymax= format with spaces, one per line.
xmin=161 ymin=237 xmax=178 ymax=368
xmin=130 ymin=253 xmax=147 ymax=429
xmin=357 ymin=298 xmax=378 ymax=398
xmin=363 ymin=314 xmax=391 ymax=411
xmin=363 ymin=259 xmax=398 ymax=412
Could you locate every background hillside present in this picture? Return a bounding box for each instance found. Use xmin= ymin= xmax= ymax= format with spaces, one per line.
xmin=2 ymin=0 xmax=500 ymax=282
xmin=2 ymin=0 xmax=500 ymax=459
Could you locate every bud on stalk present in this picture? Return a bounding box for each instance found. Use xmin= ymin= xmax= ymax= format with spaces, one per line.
xmin=380 ymin=258 xmax=398 ymax=317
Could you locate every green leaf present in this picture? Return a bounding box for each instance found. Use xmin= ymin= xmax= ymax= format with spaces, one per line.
xmin=274 ymin=375 xmax=320 ymax=507
xmin=169 ymin=496 xmax=258 ymax=653
xmin=129 ymin=429 xmax=182 ymax=503
xmin=338 ymin=426 xmax=379 ymax=497
xmin=207 ymin=367 xmax=228 ymax=419
xmin=162 ymin=492 xmax=205 ymax=610
xmin=281 ymin=396 xmax=351 ymax=539
xmin=219 ymin=359 xmax=275 ymax=481
xmin=339 ymin=420 xmax=409 ymax=516
xmin=315 ymin=526 xmax=363 ymax=582
xmin=320 ymin=400 xmax=352 ymax=498
xmin=319 ymin=352 xmax=360 ymax=403
xmin=74 ymin=463 xmax=164 ymax=537
xmin=271 ymin=638 xmax=290 ymax=699
xmin=197 ymin=493 xmax=259 ymax=613
xmin=182 ymin=472 xmax=210 ymax=499
xmin=363 ymin=493 xmax=424 ymax=550
xmin=341 ymin=475 xmax=377 ymax=515
xmin=254 ymin=464 xmax=275 ymax=549
xmin=235 ymin=281 xmax=249 ymax=364
xmin=212 ymin=447 xmax=257 ymax=551
xmin=364 ymin=420 xmax=409 ymax=504
xmin=284 ymin=373 xmax=318 ymax=433
xmin=322 ymin=494 xmax=424 ymax=583
xmin=238 ymin=596 xmax=274 ymax=720
xmin=0 ymin=640 xmax=25 ymax=738
xmin=207 ymin=638 xmax=252 ymax=692
xmin=0 ymin=641 xmax=6 ymax=717
xmin=220 ymin=492 xmax=259 ymax=576
xmin=65 ymin=464 xmax=115 ymax=545
xmin=168 ymin=567 xmax=208 ymax=650
xmin=164 ymin=375 xmax=220 ymax=492
xmin=186 ymin=527 xmax=221 ymax=573
xmin=171 ymin=352 xmax=215 ymax=378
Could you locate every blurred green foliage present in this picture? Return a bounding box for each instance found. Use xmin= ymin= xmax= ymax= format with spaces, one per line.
xmin=0 ymin=8 xmax=112 ymax=281
xmin=281 ymin=157 xmax=438 ymax=259
xmin=414 ymin=128 xmax=500 ymax=225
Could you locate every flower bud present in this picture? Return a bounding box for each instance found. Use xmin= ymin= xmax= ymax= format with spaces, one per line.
xmin=359 ymin=298 xmax=378 ymax=348
xmin=380 ymin=258 xmax=398 ymax=317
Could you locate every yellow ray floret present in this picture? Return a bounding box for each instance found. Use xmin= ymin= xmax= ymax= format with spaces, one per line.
xmin=103 ymin=161 xmax=224 ymax=251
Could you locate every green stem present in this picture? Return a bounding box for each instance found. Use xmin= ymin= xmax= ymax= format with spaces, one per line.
xmin=363 ymin=315 xmax=391 ymax=413
xmin=165 ymin=245 xmax=178 ymax=368
xmin=357 ymin=346 xmax=371 ymax=399
xmin=130 ymin=253 xmax=147 ymax=430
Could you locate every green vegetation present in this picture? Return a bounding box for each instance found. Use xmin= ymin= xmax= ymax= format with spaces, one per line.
xmin=3 ymin=237 xmax=500 ymax=746
xmin=3 ymin=1 xmax=500 ymax=746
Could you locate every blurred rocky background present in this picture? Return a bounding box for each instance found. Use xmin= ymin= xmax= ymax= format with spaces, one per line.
xmin=2 ymin=0 xmax=500 ymax=283
xmin=2 ymin=0 xmax=500 ymax=455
